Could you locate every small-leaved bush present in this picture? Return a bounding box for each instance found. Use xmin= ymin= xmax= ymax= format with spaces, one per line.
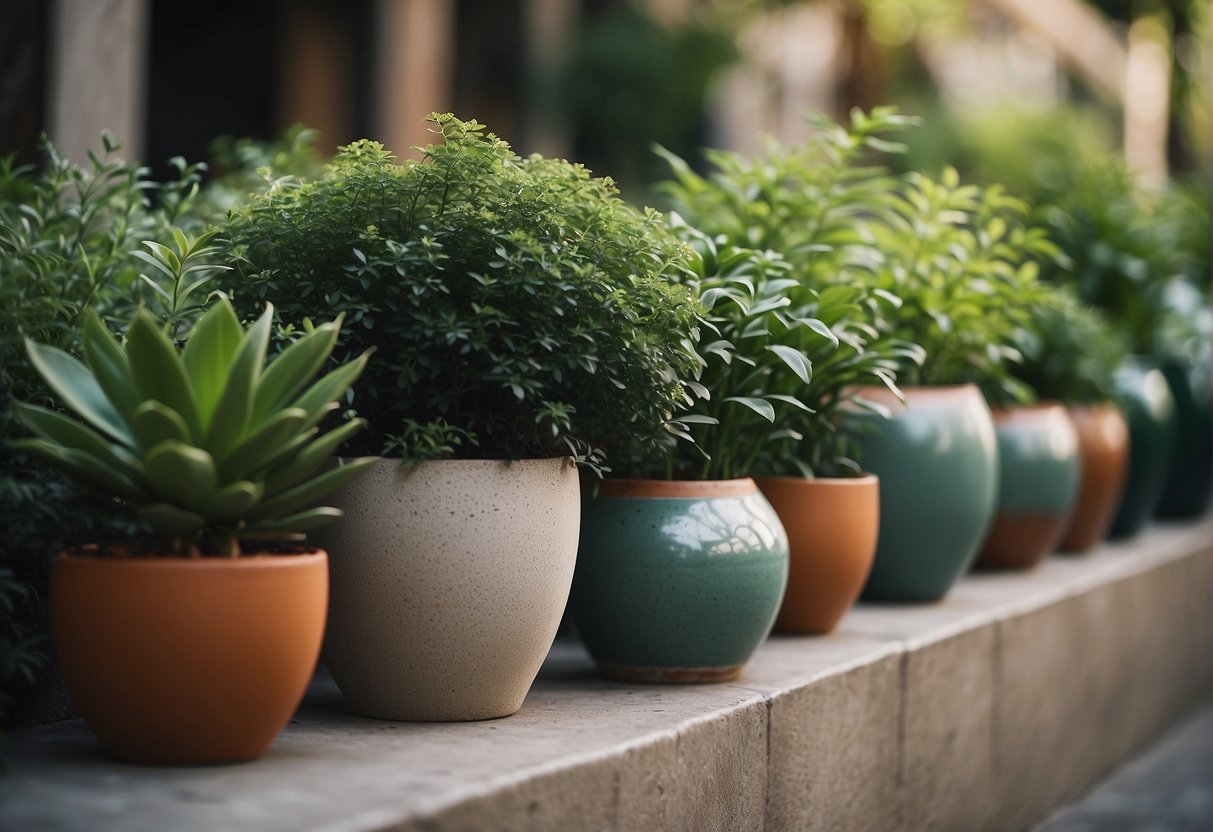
xmin=858 ymin=167 xmax=1057 ymax=407
xmin=222 ymin=114 xmax=704 ymax=470
xmin=649 ymin=108 xmax=924 ymax=477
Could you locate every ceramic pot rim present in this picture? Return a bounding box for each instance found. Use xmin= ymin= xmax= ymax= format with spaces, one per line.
xmin=754 ymin=474 xmax=878 ymax=489
xmin=348 ymin=455 xmax=576 ymax=469
xmin=990 ymin=401 xmax=1071 ymax=420
xmin=57 ymin=550 xmax=327 ymax=570
xmin=590 ymin=478 xmax=757 ymax=498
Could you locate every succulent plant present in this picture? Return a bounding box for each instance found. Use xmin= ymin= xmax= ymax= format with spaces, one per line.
xmin=9 ymin=298 xmax=376 ymax=557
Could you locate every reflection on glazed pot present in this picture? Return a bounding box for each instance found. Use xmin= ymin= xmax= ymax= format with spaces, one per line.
xmin=1060 ymin=403 xmax=1130 ymax=552
xmin=1109 ymin=359 xmax=1177 ymax=538
xmin=976 ymin=403 xmax=1080 ymax=570
xmin=849 ymin=384 xmax=998 ymax=601
xmin=570 ymin=479 xmax=788 ymax=683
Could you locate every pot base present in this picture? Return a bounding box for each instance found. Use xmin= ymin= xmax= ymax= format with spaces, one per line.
xmin=976 ymin=511 xmax=1068 ymax=570
xmin=597 ymin=662 xmax=743 ymax=684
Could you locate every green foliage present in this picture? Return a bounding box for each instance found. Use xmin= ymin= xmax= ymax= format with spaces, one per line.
xmin=0 ymin=567 xmax=45 ymax=724
xmin=863 ymin=167 xmax=1057 ymax=406
xmin=9 ymin=299 xmax=376 ymax=557
xmin=198 ymin=124 xmax=326 ymax=215
xmin=222 ymin=114 xmax=705 ymax=470
xmin=1013 ymin=286 xmax=1129 ymax=405
xmin=650 ymin=108 xmax=925 ymax=477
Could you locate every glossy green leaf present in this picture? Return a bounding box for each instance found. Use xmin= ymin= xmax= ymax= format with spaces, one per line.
xmin=144 ymin=440 xmax=217 ymax=510
xmin=8 ymin=438 xmax=146 ymax=500
xmin=722 ymin=396 xmax=776 ymax=422
xmin=766 ymin=345 xmax=812 ymax=383
xmin=291 ymin=348 xmax=372 ymax=430
xmin=126 ymin=310 xmax=201 ymax=441
xmin=217 ymin=407 xmax=309 ymax=481
xmin=182 ymin=298 xmax=243 ymax=432
xmin=242 ymin=506 xmax=343 ymax=535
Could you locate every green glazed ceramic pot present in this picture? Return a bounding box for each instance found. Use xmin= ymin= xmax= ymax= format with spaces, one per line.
xmin=852 ymin=384 xmax=999 ymax=601
xmin=1155 ymin=362 xmax=1212 ymax=518
xmin=570 ymin=478 xmax=788 ymax=683
xmin=975 ymin=403 xmax=1081 ymax=570
xmin=1110 ymin=358 xmax=1178 ymax=537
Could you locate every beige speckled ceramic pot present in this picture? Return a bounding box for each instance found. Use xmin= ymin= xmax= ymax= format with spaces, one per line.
xmin=312 ymin=457 xmax=580 ymax=721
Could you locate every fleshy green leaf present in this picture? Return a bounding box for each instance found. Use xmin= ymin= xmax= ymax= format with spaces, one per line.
xmin=182 ymin=298 xmax=244 ymax=432
xmin=262 ymin=418 xmax=367 ymax=496
xmin=127 ymin=310 xmax=201 ymax=441
xmin=248 ymin=456 xmax=377 ymax=520
xmin=217 ymin=407 xmax=310 ymax=481
xmin=12 ymin=402 xmax=142 ymax=479
xmin=206 ymin=303 xmax=273 ymax=457
xmin=291 ymin=348 xmax=373 ymax=429
xmin=129 ymin=400 xmax=191 ymax=452
xmin=242 ymin=506 xmax=344 ymax=535
xmin=251 ymin=319 xmax=342 ymax=426
xmin=144 ymin=441 xmax=217 ymax=510
xmin=81 ymin=311 xmax=139 ymax=422
xmin=8 ymin=438 xmax=146 ymax=500
xmin=201 ymin=481 xmax=264 ymax=521
xmin=24 ymin=339 xmax=134 ymax=446
xmin=138 ymin=503 xmax=206 ymax=535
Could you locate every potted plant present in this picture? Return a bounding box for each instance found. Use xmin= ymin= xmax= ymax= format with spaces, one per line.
xmin=8 ymin=296 xmax=374 ymax=764
xmin=845 ymin=166 xmax=1056 ymax=599
xmin=622 ymin=108 xmax=924 ymax=635
xmin=1001 ymin=287 xmax=1130 ymax=553
xmin=221 ymin=115 xmax=706 ymax=719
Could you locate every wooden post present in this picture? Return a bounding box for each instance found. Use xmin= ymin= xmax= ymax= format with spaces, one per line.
xmin=374 ymin=0 xmax=456 ymax=158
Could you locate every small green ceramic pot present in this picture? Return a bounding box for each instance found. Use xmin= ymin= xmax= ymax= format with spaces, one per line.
xmin=975 ymin=403 xmax=1081 ymax=570
xmin=570 ymin=479 xmax=788 ymax=683
xmin=1155 ymin=362 xmax=1212 ymax=518
xmin=851 ymin=384 xmax=999 ymax=601
xmin=1110 ymin=358 xmax=1178 ymax=538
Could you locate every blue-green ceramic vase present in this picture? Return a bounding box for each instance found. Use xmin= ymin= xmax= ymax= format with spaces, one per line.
xmin=1110 ymin=358 xmax=1178 ymax=537
xmin=852 ymin=384 xmax=999 ymax=601
xmin=570 ymin=478 xmax=789 ymax=683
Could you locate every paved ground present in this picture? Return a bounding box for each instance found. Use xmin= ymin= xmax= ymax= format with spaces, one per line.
xmin=1037 ymin=701 xmax=1213 ymax=832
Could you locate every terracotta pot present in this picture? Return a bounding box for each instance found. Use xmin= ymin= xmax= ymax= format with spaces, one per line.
xmin=849 ymin=384 xmax=999 ymax=601
xmin=314 ymin=457 xmax=580 ymax=721
xmin=755 ymin=475 xmax=878 ymax=634
xmin=976 ymin=404 xmax=1081 ymax=570
xmin=1060 ymin=403 xmax=1130 ymax=552
xmin=1109 ymin=358 xmax=1177 ymax=538
xmin=570 ymin=478 xmax=788 ymax=683
xmin=52 ymin=551 xmax=327 ymax=765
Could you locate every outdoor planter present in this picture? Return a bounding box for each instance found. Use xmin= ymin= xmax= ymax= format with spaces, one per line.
xmin=314 ymin=457 xmax=580 ymax=721
xmin=976 ymin=404 xmax=1080 ymax=570
xmin=1155 ymin=362 xmax=1213 ymax=518
xmin=1060 ymin=403 xmax=1130 ymax=552
xmin=756 ymin=475 xmax=878 ymax=634
xmin=53 ymin=551 xmax=327 ymax=764
xmin=851 ymin=384 xmax=999 ymax=601
xmin=570 ymin=479 xmax=788 ymax=682
xmin=1109 ymin=359 xmax=1178 ymax=538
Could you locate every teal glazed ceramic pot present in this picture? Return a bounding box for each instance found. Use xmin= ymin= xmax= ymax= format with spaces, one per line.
xmin=975 ymin=404 xmax=1081 ymax=570
xmin=1156 ymin=362 xmax=1213 ymax=518
xmin=570 ymin=478 xmax=789 ymax=683
xmin=852 ymin=384 xmax=999 ymax=601
xmin=1110 ymin=358 xmax=1178 ymax=538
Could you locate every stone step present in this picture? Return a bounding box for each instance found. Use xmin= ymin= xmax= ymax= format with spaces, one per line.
xmin=3 ymin=516 xmax=1210 ymax=832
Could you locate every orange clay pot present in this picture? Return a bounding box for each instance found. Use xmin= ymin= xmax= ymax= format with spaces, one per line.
xmin=52 ymin=550 xmax=327 ymax=765
xmin=1060 ymin=404 xmax=1131 ymax=552
xmin=756 ymin=475 xmax=879 ymax=634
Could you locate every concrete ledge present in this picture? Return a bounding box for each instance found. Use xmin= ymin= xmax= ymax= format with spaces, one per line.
xmin=3 ymin=517 xmax=1210 ymax=832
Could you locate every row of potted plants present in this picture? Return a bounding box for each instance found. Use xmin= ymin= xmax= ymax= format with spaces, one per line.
xmin=4 ymin=111 xmax=1208 ymax=765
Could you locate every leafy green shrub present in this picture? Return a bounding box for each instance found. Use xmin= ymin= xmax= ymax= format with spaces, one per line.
xmin=861 ymin=168 xmax=1057 ymax=407
xmin=646 ymin=109 xmax=924 ymax=477
xmin=10 ymin=299 xmax=375 ymax=557
xmin=1013 ymin=286 xmax=1128 ymax=405
xmin=222 ymin=114 xmax=705 ymax=470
